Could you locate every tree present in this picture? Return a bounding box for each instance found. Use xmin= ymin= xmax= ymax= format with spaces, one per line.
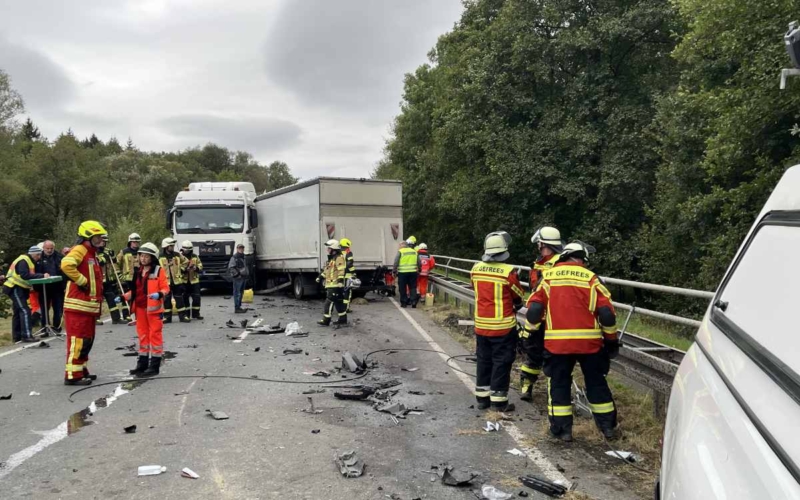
xmin=0 ymin=69 xmax=24 ymax=130
xmin=21 ymin=118 xmax=41 ymax=141
xmin=265 ymin=161 xmax=298 ymax=192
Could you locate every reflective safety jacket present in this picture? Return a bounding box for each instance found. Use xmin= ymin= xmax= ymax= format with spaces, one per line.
xmin=344 ymin=250 xmax=355 ymax=279
xmin=323 ymin=253 xmax=347 ymax=288
xmin=526 ymin=262 xmax=617 ymax=354
xmin=531 ymin=254 xmax=559 ymax=289
xmin=3 ymin=254 xmax=42 ymax=290
xmin=117 ymin=246 xmax=139 ymax=282
xmin=395 ymin=247 xmax=419 ymax=274
xmin=124 ymin=265 xmax=170 ymax=316
xmin=418 ymin=251 xmax=435 ymax=276
xmin=62 ymin=242 xmax=103 ymax=316
xmin=470 ymin=261 xmax=525 ymax=336
xmin=97 ymin=250 xmax=119 ymax=284
xmin=159 ymin=251 xmax=189 ymax=286
xmin=184 ymin=253 xmax=204 ymax=285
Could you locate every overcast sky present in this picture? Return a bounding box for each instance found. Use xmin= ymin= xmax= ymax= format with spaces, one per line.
xmin=0 ymin=0 xmax=463 ymax=179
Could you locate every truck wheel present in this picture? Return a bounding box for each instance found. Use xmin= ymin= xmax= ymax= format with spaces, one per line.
xmin=293 ymin=275 xmax=305 ymax=300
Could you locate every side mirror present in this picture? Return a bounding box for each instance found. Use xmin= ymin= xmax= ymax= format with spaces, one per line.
xmin=165 ymin=209 xmax=173 ymax=231
xmin=249 ymin=208 xmax=259 ymax=229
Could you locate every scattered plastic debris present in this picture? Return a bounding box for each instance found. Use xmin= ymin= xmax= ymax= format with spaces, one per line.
xmin=305 ymin=371 xmax=331 ymax=378
xmin=302 ymin=397 xmax=323 ymax=414
xmin=138 ymin=465 xmax=166 ymax=476
xmin=341 ymin=352 xmax=366 ymax=373
xmin=376 ymin=401 xmax=408 ymax=417
xmin=507 ymin=448 xmax=525 ymax=457
xmin=401 ymin=367 xmax=419 ymax=372
xmin=481 ymin=485 xmax=513 ymax=499
xmin=225 ymin=320 xmax=237 ymax=328
xmin=283 ymin=348 xmax=303 ymax=355
xmin=249 ymin=323 xmax=285 ymax=335
xmin=439 ymin=464 xmax=478 ymax=486
xmin=335 ymin=450 xmax=365 ymax=478
xmin=334 ymin=388 xmax=375 ymax=401
xmin=181 ymin=467 xmax=199 ymax=479
xmin=605 ymin=450 xmax=641 ymax=463
xmin=484 ymin=421 xmax=502 ymax=432
xmin=519 ymin=475 xmax=567 ymax=497
xmin=206 ymin=410 xmax=229 ymax=420
xmin=29 ymin=391 xmax=40 ymax=397
xmin=285 ymin=322 xmax=308 ymax=336
xmin=124 ymin=425 xmax=137 ymax=434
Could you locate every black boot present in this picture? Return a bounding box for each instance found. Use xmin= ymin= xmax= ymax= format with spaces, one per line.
xmin=476 ymin=397 xmax=491 ymax=410
xmin=141 ymin=357 xmax=161 ymax=377
xmin=601 ymin=426 xmax=619 ymax=441
xmin=179 ymin=312 xmax=191 ymax=323
xmin=64 ymin=378 xmax=92 ymax=386
xmin=549 ymin=426 xmax=574 ymax=442
xmin=317 ymin=318 xmax=331 ymax=326
xmin=192 ymin=312 xmax=204 ymax=320
xmin=129 ymin=355 xmax=148 ymax=375
xmin=520 ymin=376 xmax=534 ymax=402
xmin=83 ymin=368 xmax=98 ymax=381
xmin=334 ymin=315 xmax=348 ymax=325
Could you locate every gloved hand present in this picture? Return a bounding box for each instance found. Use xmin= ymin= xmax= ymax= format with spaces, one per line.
xmin=315 ymin=276 xmax=321 ymax=283
xmin=148 ymin=292 xmax=160 ymax=300
xmin=604 ymin=339 xmax=620 ymax=360
xmin=114 ymin=296 xmax=122 ymax=304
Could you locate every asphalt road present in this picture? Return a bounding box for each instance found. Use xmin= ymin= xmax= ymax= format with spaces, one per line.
xmin=0 ymin=293 xmax=639 ymax=500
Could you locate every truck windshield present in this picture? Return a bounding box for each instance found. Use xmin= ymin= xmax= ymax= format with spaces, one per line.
xmin=175 ymin=207 xmax=244 ymax=234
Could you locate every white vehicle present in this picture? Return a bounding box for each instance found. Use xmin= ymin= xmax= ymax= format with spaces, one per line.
xmin=659 ymin=165 xmax=800 ymax=499
xmin=254 ymin=177 xmax=402 ymax=298
xmin=167 ymin=182 xmax=258 ymax=286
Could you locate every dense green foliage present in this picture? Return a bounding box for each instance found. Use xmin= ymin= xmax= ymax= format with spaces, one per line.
xmin=377 ymin=0 xmax=800 ymax=296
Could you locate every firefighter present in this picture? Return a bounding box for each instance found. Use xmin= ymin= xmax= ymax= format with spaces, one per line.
xmin=519 ymin=226 xmax=563 ymax=402
xmin=180 ymin=240 xmax=204 ymax=320
xmin=96 ymin=235 xmax=128 ymax=324
xmin=416 ymin=243 xmax=435 ymax=297
xmin=61 ymin=220 xmax=106 ymax=385
xmin=339 ymin=238 xmax=356 ymax=313
xmin=159 ymin=237 xmax=190 ymax=323
xmin=470 ymin=231 xmax=525 ymax=411
xmin=526 ymin=242 xmax=619 ymax=442
xmin=120 ymin=242 xmax=170 ymax=377
xmin=116 ymin=233 xmax=141 ymax=321
xmin=3 ymin=246 xmax=48 ymax=343
xmin=317 ymin=239 xmax=347 ymax=326
xmin=394 ymin=241 xmax=421 ymax=308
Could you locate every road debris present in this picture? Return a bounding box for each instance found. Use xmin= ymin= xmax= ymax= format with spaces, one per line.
xmin=283 ymin=348 xmax=303 ymax=355
xmin=408 ymin=391 xmax=426 ymax=395
xmin=335 ymin=450 xmax=365 ymax=478
xmin=138 ymin=465 xmax=167 ymax=476
xmin=302 ymin=397 xmax=323 ymax=414
xmin=484 ymin=421 xmax=502 ymax=432
xmin=519 ymin=475 xmax=567 ymax=497
xmin=481 ymin=485 xmax=513 ymax=499
xmin=438 ymin=464 xmax=478 ymax=486
xmin=286 ymin=322 xmax=308 ymax=336
xmin=311 ymin=429 xmax=321 ymax=434
xmin=29 ymin=391 xmax=40 ymax=397
xmin=225 ymin=320 xmax=237 ymax=328
xmin=1 ymin=394 xmax=12 ymax=400
xmin=115 ymin=344 xmax=136 ymax=351
xmin=401 ymin=367 xmax=419 ymax=372
xmin=605 ymin=450 xmax=641 ymax=463
xmin=124 ymin=425 xmax=137 ymax=434
xmin=181 ymin=467 xmax=200 ymax=479
xmin=249 ymin=323 xmax=286 ymax=334
xmin=254 ymin=347 xmax=261 ymax=352
xmin=375 ymin=401 xmax=408 ymax=417
xmin=341 ymin=352 xmax=366 ymax=373
xmin=122 ymin=352 xmax=138 ymax=357
xmin=302 ymin=389 xmax=326 ymax=395
xmin=206 ymin=410 xmax=229 ymax=420
xmin=305 ymin=370 xmax=331 ymax=378
xmin=334 ymin=388 xmax=375 ymax=400
xmin=240 ymin=319 xmax=248 ymax=328
xmin=507 ymin=448 xmax=525 ymax=457
xmin=36 ymin=341 xmax=50 ymax=348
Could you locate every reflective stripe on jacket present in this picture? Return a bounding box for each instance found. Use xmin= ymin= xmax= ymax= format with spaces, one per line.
xmin=470 ymin=261 xmax=525 ymax=336
xmin=419 ymin=253 xmax=435 ymax=276
xmin=526 ymin=262 xmax=617 ymax=354
xmin=117 ymin=247 xmax=139 ymax=282
xmin=323 ymin=254 xmax=347 ymax=288
xmin=344 ymin=250 xmax=355 ymax=279
xmin=531 ymin=254 xmax=559 ymax=289
xmin=185 ymin=255 xmax=203 ymax=284
xmin=396 ymin=247 xmax=418 ymax=273
xmin=124 ymin=265 xmax=170 ymax=315
xmin=159 ymin=252 xmax=188 ymax=286
xmin=3 ymin=255 xmax=36 ymax=289
xmin=62 ymin=242 xmax=103 ymax=315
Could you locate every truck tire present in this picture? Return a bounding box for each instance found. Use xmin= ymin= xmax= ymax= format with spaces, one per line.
xmin=293 ymin=274 xmax=305 ymax=300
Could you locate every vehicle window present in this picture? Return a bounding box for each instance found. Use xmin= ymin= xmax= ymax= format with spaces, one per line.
xmin=176 ymin=207 xmax=244 ymax=234
xmin=718 ymin=224 xmax=800 ymax=373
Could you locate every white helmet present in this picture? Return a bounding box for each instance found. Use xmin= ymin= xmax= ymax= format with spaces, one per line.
xmin=483 ymin=231 xmax=511 ymax=262
xmin=559 ymin=241 xmax=596 ymax=262
xmin=531 ymin=226 xmax=561 ymax=246
xmin=324 ymin=239 xmax=341 ymax=250
xmin=161 ymin=237 xmax=176 ymax=248
xmin=418 ymin=243 xmax=428 ymax=250
xmin=181 ymin=240 xmax=194 ymax=250
xmin=128 ymin=233 xmax=141 ymax=243
xmin=138 ymin=242 xmax=159 ymax=257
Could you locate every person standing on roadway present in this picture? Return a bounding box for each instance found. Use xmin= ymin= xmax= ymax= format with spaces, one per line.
xmin=117 ymin=233 xmax=141 ymax=322
xmin=394 ymin=240 xmax=421 ymax=308
xmin=3 ymin=246 xmax=48 ymax=343
xmin=470 ymin=231 xmax=525 ymax=412
xmin=339 ymin=238 xmax=356 ymax=313
xmin=416 ymin=243 xmax=435 ymax=297
xmin=318 ymin=239 xmax=348 ymax=326
xmin=519 ymin=226 xmax=563 ymax=402
xmin=61 ymin=221 xmax=106 ymax=386
xmin=122 ymin=242 xmax=169 ymax=377
xmin=228 ymin=243 xmax=248 ymax=313
xmin=97 ymin=235 xmax=126 ymax=324
xmin=525 ymin=241 xmax=619 ymax=442
xmin=35 ymin=240 xmax=64 ymax=332
xmin=159 ymin=237 xmax=190 ymax=323
xmin=181 ymin=240 xmax=204 ymax=320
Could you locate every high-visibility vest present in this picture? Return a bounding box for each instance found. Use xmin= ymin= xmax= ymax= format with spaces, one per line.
xmin=344 ymin=250 xmax=355 ymax=279
xmin=62 ymin=242 xmax=103 ymax=315
xmin=159 ymin=252 xmax=188 ymax=286
xmin=3 ymin=255 xmax=35 ymax=290
xmin=323 ymin=254 xmax=347 ymax=288
xmin=470 ymin=261 xmax=525 ymax=336
xmin=397 ymin=248 xmax=418 ymax=273
xmin=117 ymin=247 xmax=139 ymax=282
xmin=185 ymin=254 xmax=203 ymax=285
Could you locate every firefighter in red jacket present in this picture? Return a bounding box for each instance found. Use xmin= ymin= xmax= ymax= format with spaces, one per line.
xmin=61 ymin=221 xmax=107 ymax=385
xmin=470 ymin=231 xmax=525 ymax=411
xmin=525 ymin=242 xmax=619 ymax=441
xmin=416 ymin=243 xmax=435 ymax=297
xmin=519 ymin=226 xmax=563 ymax=402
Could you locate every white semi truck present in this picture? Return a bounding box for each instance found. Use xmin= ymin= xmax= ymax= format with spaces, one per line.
xmin=168 ymin=178 xmax=402 ymax=296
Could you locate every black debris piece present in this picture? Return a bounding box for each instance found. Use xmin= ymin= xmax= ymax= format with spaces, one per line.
xmin=162 ymin=351 xmax=177 ymax=359
xmin=302 ymin=389 xmax=326 ymax=395
xmin=122 ymin=352 xmax=138 ymax=357
xmin=556 ymin=464 xmax=565 ymax=473
xmin=37 ymin=341 xmax=50 ymax=348
xmin=283 ymin=348 xmax=303 ymax=355
xmin=408 ymin=391 xmax=426 ymax=396
xmin=254 ymin=347 xmax=261 ymax=352
xmin=240 ymin=320 xmax=248 ymax=328
xmin=311 ymin=429 xmax=320 ymax=434
xmin=261 ymin=297 xmax=274 ymax=302
xmin=401 ymin=367 xmax=419 ymax=372
xmin=0 ymin=394 xmax=11 ymax=400
xmin=519 ymin=475 xmax=567 ymax=497
xmin=250 ymin=323 xmax=285 ymax=335
xmin=124 ymin=425 xmax=137 ymax=434
xmin=310 ymin=371 xmax=331 ymax=378
xmin=341 ymin=352 xmax=366 ymax=373
xmin=225 ymin=320 xmax=237 ymax=328
xmin=335 ymin=450 xmax=365 ymax=478
xmin=334 ymin=388 xmax=375 ymax=401
xmin=519 ymin=492 xmax=529 ymax=498
xmin=438 ymin=464 xmax=478 ymax=486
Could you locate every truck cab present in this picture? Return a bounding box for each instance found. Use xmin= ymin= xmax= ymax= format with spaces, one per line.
xmin=168 ymin=182 xmax=258 ymax=286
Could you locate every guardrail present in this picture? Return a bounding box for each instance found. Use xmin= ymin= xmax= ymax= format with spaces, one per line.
xmin=429 ymin=254 xmax=714 ymax=416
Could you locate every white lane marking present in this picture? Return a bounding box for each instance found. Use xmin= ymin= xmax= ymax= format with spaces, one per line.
xmin=233 ymin=318 xmax=262 ymax=343
xmin=390 ymin=298 xmax=571 ymax=487
xmin=177 ymin=379 xmax=200 ymax=427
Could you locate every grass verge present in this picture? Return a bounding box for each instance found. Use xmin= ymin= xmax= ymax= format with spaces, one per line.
xmin=0 ymin=315 xmax=11 ymax=347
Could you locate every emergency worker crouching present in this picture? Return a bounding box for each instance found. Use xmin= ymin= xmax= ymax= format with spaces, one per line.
xmin=317 ymin=239 xmax=348 ymax=326
xmin=470 ymin=231 xmax=525 ymax=412
xmin=180 ymin=240 xmax=204 ymax=320
xmin=158 ymin=237 xmax=190 ymax=323
xmin=525 ymin=242 xmax=619 ymax=442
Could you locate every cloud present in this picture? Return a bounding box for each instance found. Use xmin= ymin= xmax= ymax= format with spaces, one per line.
xmin=158 ymin=114 xmax=303 ymax=155
xmin=263 ymin=0 xmax=462 ymax=115
xmin=0 ymin=36 xmax=76 ymax=111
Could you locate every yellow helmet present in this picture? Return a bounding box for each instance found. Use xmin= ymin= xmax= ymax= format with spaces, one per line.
xmin=406 ymin=235 xmax=417 ymax=245
xmin=77 ymin=220 xmax=107 ymax=239
xmin=339 ymin=238 xmax=352 ymax=248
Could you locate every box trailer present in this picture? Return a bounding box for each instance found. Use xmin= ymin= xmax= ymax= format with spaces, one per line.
xmin=254 ymin=177 xmax=402 ymax=298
